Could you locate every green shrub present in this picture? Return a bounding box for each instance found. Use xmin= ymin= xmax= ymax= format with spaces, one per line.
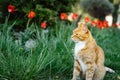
xmin=0 ymin=0 xmax=78 ymax=31
xmin=80 ymin=0 xmax=114 ymax=19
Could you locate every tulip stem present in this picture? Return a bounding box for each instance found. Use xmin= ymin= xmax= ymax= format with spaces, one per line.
xmin=26 ymin=19 xmax=31 ymax=29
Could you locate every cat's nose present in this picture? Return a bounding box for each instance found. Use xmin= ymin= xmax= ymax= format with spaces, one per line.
xmin=71 ymin=36 xmax=74 ymax=40
xmin=71 ymin=37 xmax=73 ymax=41
xmin=71 ymin=34 xmax=76 ymax=38
xmin=71 ymin=36 xmax=78 ymax=42
xmin=71 ymin=35 xmax=75 ymax=40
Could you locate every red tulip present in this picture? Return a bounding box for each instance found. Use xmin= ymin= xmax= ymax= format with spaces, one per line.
xmin=60 ymin=13 xmax=67 ymax=20
xmin=28 ymin=11 xmax=35 ymax=19
xmin=8 ymin=5 xmax=15 ymax=13
xmin=72 ymin=13 xmax=78 ymax=20
xmin=97 ymin=20 xmax=104 ymax=29
xmin=112 ymin=23 xmax=117 ymax=27
xmin=91 ymin=20 xmax=96 ymax=26
xmin=84 ymin=17 xmax=90 ymax=23
xmin=41 ymin=21 xmax=47 ymax=29
xmin=103 ymin=20 xmax=108 ymax=27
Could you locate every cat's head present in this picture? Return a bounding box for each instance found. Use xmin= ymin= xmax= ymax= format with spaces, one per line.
xmin=71 ymin=22 xmax=90 ymax=42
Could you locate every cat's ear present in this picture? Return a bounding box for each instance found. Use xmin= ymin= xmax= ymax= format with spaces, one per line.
xmin=78 ymin=22 xmax=85 ymax=28
xmin=78 ymin=22 xmax=88 ymax=33
xmin=82 ymin=26 xmax=88 ymax=33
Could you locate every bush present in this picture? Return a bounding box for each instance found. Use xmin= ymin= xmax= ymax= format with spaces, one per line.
xmin=0 ymin=0 xmax=78 ymax=31
xmin=80 ymin=0 xmax=114 ymax=19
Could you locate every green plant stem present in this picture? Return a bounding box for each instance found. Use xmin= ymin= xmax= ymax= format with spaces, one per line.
xmin=26 ymin=19 xmax=31 ymax=29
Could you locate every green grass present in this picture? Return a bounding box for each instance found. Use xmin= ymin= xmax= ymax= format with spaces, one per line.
xmin=0 ymin=21 xmax=120 ymax=80
xmin=90 ymin=27 xmax=120 ymax=80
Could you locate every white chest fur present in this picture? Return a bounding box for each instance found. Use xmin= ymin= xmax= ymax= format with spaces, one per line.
xmin=74 ymin=41 xmax=86 ymax=56
xmin=74 ymin=41 xmax=86 ymax=74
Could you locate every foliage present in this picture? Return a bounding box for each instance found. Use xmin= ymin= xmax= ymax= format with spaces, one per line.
xmin=80 ymin=0 xmax=114 ymax=19
xmin=0 ymin=0 xmax=78 ymax=30
xmin=0 ymin=18 xmax=120 ymax=80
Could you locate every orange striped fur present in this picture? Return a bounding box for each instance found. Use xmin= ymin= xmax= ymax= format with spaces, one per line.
xmin=71 ymin=22 xmax=106 ymax=80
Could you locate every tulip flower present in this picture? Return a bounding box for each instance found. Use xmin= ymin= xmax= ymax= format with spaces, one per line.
xmin=41 ymin=21 xmax=47 ymax=29
xmin=84 ymin=17 xmax=90 ymax=23
xmin=91 ymin=20 xmax=96 ymax=26
xmin=8 ymin=5 xmax=15 ymax=13
xmin=60 ymin=12 xmax=67 ymax=20
xmin=28 ymin=11 xmax=35 ymax=19
xmin=72 ymin=13 xmax=78 ymax=20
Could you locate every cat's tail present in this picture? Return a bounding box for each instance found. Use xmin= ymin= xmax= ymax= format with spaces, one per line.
xmin=105 ymin=67 xmax=115 ymax=73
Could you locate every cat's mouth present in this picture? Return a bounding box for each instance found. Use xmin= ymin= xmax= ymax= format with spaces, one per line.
xmin=71 ymin=36 xmax=85 ymax=43
xmin=71 ymin=36 xmax=80 ymax=43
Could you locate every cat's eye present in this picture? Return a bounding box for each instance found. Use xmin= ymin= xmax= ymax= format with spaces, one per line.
xmin=76 ymin=33 xmax=79 ymax=35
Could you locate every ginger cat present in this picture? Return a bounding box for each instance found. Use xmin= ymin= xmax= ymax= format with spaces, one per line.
xmin=71 ymin=22 xmax=114 ymax=80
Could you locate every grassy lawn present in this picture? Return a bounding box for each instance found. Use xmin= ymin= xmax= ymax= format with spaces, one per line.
xmin=0 ymin=21 xmax=120 ymax=80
